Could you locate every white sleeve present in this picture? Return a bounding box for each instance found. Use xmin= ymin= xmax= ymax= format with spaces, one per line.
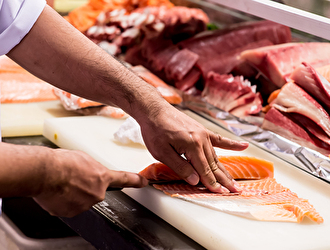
xmin=0 ymin=0 xmax=46 ymax=55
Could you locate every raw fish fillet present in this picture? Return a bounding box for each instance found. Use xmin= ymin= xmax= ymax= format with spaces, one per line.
xmin=262 ymin=108 xmax=330 ymax=156
xmin=164 ymin=49 xmax=199 ymax=82
xmin=269 ymin=82 xmax=330 ymax=141
xmin=201 ymin=72 xmax=263 ymax=116
xmin=0 ymin=56 xmax=27 ymax=74
xmin=196 ymin=39 xmax=273 ymax=79
xmin=140 ymin=156 xmax=323 ymax=223
xmin=0 ymin=73 xmax=57 ymax=103
xmin=140 ymin=156 xmax=274 ymax=181
xmin=241 ymin=42 xmax=330 ymax=87
xmin=290 ymin=62 xmax=330 ymax=113
xmin=179 ymin=20 xmax=291 ymax=58
xmin=0 ymin=56 xmax=58 ymax=103
xmin=130 ymin=65 xmax=182 ymax=104
xmin=174 ymin=67 xmax=201 ymax=92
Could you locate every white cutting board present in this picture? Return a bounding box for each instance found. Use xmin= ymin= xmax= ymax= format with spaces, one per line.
xmin=43 ymin=112 xmax=330 ymax=250
xmin=1 ymin=100 xmax=79 ymax=137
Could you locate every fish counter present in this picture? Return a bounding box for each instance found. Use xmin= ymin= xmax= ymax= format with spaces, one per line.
xmin=42 ymin=110 xmax=330 ymax=250
xmin=3 ymin=0 xmax=330 ymax=249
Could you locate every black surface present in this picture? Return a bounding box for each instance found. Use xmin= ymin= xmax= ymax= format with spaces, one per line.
xmin=62 ymin=191 xmax=206 ymax=250
xmin=2 ymin=197 xmax=78 ymax=239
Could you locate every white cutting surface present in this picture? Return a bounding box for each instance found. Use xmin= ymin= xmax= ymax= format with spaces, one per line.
xmin=43 ymin=112 xmax=330 ymax=250
xmin=1 ymin=100 xmax=79 ymax=137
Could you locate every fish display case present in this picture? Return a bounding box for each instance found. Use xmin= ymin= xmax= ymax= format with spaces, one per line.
xmin=43 ymin=0 xmax=330 ymax=249
xmin=3 ymin=1 xmax=330 ymax=250
xmin=171 ymin=0 xmax=330 ymax=184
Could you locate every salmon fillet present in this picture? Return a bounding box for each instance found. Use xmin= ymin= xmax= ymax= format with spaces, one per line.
xmin=130 ymin=65 xmax=182 ymax=105
xmin=0 ymin=72 xmax=57 ymax=103
xmin=140 ymin=156 xmax=274 ymax=181
xmin=140 ymin=156 xmax=323 ymax=223
xmin=0 ymin=56 xmax=58 ymax=103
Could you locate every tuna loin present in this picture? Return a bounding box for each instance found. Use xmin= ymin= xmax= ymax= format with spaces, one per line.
xmin=241 ymin=42 xmax=330 ymax=87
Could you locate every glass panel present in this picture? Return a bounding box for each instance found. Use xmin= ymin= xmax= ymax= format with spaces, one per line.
xmin=272 ymin=0 xmax=330 ymax=18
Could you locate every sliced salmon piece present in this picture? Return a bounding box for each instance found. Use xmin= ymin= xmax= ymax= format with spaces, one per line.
xmin=131 ymin=65 xmax=182 ymax=104
xmin=139 ymin=155 xmax=274 ymax=181
xmin=53 ymin=88 xmax=103 ymax=109
xmin=139 ymin=162 xmax=182 ymax=181
xmin=0 ymin=56 xmax=58 ymax=103
xmin=0 ymin=56 xmax=27 ymax=74
xmin=218 ymin=156 xmax=274 ymax=180
xmin=153 ymin=178 xmax=323 ymax=224
xmin=0 ymin=72 xmax=58 ymax=103
xmin=140 ymin=156 xmax=323 ymax=223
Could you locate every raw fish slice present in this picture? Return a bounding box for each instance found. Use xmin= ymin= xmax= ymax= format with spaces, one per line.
xmin=217 ymin=156 xmax=274 ymax=180
xmin=179 ymin=20 xmax=291 ymax=58
xmin=241 ymin=42 xmax=330 ymax=87
xmin=202 ymin=73 xmax=253 ymax=111
xmin=152 ymin=178 xmax=323 ymax=223
xmin=270 ymin=82 xmax=330 ymax=139
xmin=0 ymin=56 xmax=26 ymax=74
xmin=164 ymin=49 xmax=199 ymax=82
xmin=290 ymin=62 xmax=330 ymax=113
xmin=174 ymin=67 xmax=201 ymax=92
xmin=130 ymin=65 xmax=182 ymax=104
xmin=139 ymin=156 xmax=274 ymax=181
xmin=139 ymin=162 xmax=182 ymax=181
xmin=0 ymin=73 xmax=58 ymax=103
xmin=201 ymin=72 xmax=262 ymax=116
xmin=196 ymin=39 xmax=273 ymax=78
xmin=261 ymin=108 xmax=330 ymax=156
xmin=317 ymin=64 xmax=330 ymax=82
xmin=289 ymin=113 xmax=330 ymax=145
xmin=230 ymin=93 xmax=263 ymax=117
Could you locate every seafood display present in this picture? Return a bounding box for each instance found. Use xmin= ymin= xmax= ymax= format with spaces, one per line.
xmin=130 ymin=65 xmax=182 ymax=104
xmin=0 ymin=56 xmax=57 ymax=103
xmin=261 ymin=63 xmax=330 ymax=156
xmin=240 ymin=42 xmax=330 ymax=87
xmin=201 ymin=72 xmax=262 ymax=117
xmin=140 ymin=156 xmax=323 ymax=223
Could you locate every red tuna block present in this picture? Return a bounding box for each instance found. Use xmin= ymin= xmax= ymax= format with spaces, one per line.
xmin=178 ymin=20 xmax=291 ymax=57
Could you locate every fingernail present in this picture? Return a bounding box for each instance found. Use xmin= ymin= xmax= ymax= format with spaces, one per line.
xmin=186 ymin=173 xmax=199 ymax=185
xmin=232 ymin=180 xmax=243 ymax=191
xmin=220 ymin=186 xmax=230 ymax=193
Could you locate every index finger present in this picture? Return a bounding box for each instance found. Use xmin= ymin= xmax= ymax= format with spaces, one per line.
xmin=210 ymin=132 xmax=249 ymax=151
xmin=107 ymin=170 xmax=148 ymax=188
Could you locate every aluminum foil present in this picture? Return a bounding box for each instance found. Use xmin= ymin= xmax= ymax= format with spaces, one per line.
xmin=180 ymin=96 xmax=330 ymax=183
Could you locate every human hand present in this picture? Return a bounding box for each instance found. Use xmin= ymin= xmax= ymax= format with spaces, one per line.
xmin=33 ymin=149 xmax=147 ymax=217
xmin=138 ymin=105 xmax=248 ymax=193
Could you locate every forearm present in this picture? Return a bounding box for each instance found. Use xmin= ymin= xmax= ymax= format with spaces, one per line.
xmin=0 ymin=142 xmax=52 ymax=197
xmin=7 ymin=5 xmax=169 ymax=122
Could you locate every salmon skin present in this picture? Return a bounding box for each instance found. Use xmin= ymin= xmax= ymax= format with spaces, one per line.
xmin=139 ymin=156 xmax=323 ymax=224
